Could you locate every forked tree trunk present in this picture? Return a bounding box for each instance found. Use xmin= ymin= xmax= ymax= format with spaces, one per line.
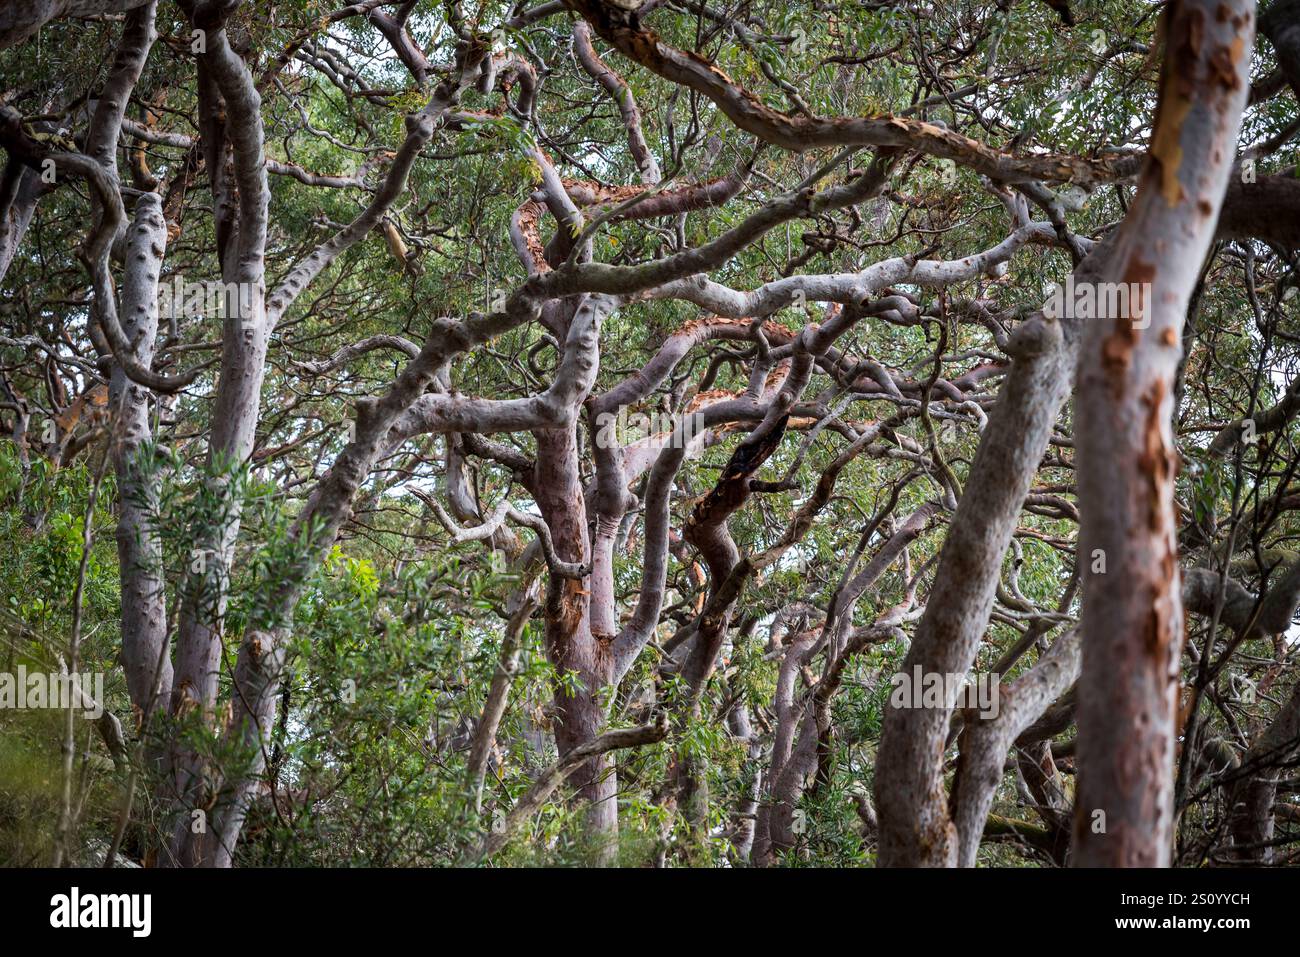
xmin=534 ymin=424 xmax=620 ymax=857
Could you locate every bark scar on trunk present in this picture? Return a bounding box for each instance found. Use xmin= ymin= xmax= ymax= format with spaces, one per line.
xmin=1139 ymin=378 xmax=1174 ymax=532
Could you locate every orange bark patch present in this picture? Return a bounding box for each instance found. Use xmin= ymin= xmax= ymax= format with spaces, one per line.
xmin=550 ymin=577 xmax=589 ymax=639
xmin=53 ymin=383 xmax=108 ymax=436
xmin=1209 ymin=37 xmax=1245 ymax=90
xmin=513 ymin=199 xmax=549 ymax=273
xmin=1100 ymin=257 xmax=1159 ymax=390
xmin=678 ymin=316 xmax=752 ymax=337
xmin=764 ymin=359 xmax=793 ymax=391
xmin=1139 ymin=378 xmax=1174 ymax=533
xmin=1149 ymin=5 xmax=1207 ymax=206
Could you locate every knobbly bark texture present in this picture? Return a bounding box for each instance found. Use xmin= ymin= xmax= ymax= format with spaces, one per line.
xmin=111 ymin=193 xmax=171 ymax=716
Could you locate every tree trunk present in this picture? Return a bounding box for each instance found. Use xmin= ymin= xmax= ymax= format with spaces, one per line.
xmin=534 ymin=423 xmax=619 ymax=857
xmin=1073 ymin=0 xmax=1252 ymax=867
xmin=110 ymin=192 xmax=171 ymax=717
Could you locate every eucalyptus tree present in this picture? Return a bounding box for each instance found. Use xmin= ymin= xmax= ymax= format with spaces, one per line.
xmin=2 ymin=0 xmax=1299 ymax=869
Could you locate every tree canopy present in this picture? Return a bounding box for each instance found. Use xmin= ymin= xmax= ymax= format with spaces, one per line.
xmin=0 ymin=0 xmax=1298 ymax=869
